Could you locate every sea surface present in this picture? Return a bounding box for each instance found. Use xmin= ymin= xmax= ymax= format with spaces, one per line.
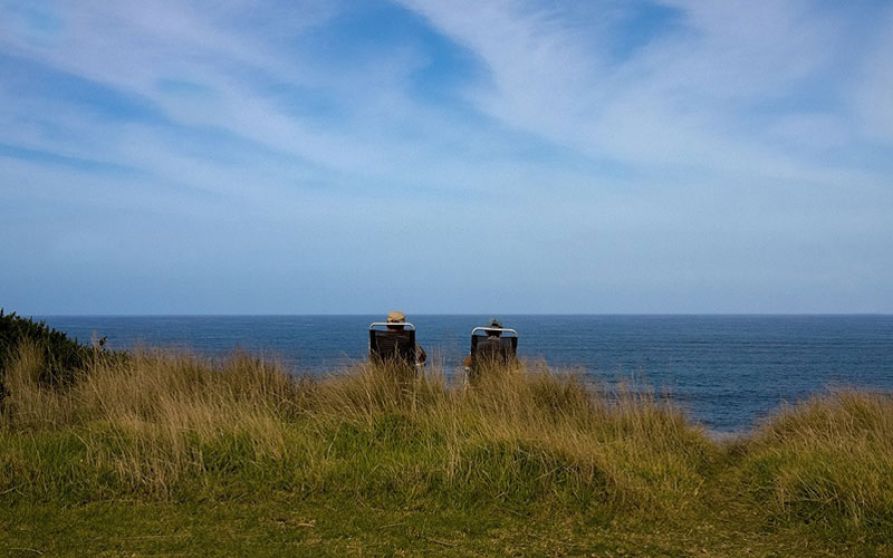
xmin=39 ymin=315 xmax=893 ymax=432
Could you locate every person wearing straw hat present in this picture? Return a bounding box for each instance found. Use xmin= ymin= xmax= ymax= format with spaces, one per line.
xmin=385 ymin=310 xmax=426 ymax=365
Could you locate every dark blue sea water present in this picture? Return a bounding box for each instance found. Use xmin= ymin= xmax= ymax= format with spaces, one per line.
xmin=39 ymin=315 xmax=893 ymax=432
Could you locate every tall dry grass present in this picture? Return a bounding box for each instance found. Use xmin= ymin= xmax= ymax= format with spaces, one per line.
xmin=2 ymin=342 xmax=892 ymax=533
xmin=740 ymin=390 xmax=893 ymax=528
xmin=0 ymin=343 xmax=711 ymax=511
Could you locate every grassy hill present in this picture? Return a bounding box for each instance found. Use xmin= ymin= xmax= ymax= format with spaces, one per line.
xmin=1 ymin=336 xmax=892 ymax=556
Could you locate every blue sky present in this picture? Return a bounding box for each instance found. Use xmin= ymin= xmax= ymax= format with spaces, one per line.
xmin=1 ymin=0 xmax=892 ymax=315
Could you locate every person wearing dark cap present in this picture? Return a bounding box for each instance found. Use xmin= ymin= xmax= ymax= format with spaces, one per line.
xmin=463 ymin=319 xmax=507 ymax=370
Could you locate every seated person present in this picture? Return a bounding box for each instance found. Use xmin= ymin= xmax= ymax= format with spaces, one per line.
xmin=370 ymin=310 xmax=427 ymax=365
xmin=463 ymin=319 xmax=515 ymax=370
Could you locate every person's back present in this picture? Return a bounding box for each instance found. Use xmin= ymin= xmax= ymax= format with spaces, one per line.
xmin=370 ymin=310 xmax=426 ymax=366
xmin=371 ymin=329 xmax=414 ymax=363
xmin=474 ymin=335 xmax=509 ymax=366
xmin=464 ymin=319 xmax=515 ymax=374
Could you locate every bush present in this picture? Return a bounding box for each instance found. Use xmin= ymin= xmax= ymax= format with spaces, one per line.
xmin=0 ymin=309 xmax=109 ymax=405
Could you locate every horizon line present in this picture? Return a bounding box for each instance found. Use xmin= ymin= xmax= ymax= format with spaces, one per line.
xmin=23 ymin=312 xmax=893 ymax=318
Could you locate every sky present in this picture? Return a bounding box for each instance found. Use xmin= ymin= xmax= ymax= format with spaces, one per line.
xmin=1 ymin=0 xmax=892 ymax=315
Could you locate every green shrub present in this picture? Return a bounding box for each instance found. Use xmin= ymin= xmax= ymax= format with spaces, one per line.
xmin=0 ymin=309 xmax=115 ymax=405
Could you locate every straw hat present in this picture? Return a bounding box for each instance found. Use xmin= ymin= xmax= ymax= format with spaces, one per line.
xmin=387 ymin=310 xmax=406 ymax=323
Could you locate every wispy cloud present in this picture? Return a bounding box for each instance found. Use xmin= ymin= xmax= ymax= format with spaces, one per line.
xmin=397 ymin=0 xmax=890 ymax=182
xmin=854 ymin=5 xmax=893 ymax=144
xmin=1 ymin=0 xmax=891 ymax=313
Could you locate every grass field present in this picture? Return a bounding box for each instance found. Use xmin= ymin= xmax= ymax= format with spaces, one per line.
xmin=1 ymin=343 xmax=892 ymax=556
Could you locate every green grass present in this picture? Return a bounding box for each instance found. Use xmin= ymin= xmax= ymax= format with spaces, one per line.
xmin=1 ymin=344 xmax=892 ymax=556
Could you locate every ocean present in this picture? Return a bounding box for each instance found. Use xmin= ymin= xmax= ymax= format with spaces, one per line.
xmin=38 ymin=315 xmax=893 ymax=432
